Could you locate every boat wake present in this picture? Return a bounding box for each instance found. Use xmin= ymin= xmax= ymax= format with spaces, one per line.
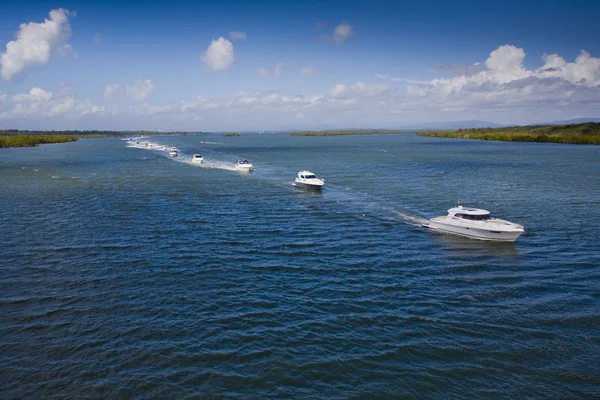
xmin=125 ymin=139 xmax=429 ymax=228
xmin=126 ymin=140 xmax=240 ymax=172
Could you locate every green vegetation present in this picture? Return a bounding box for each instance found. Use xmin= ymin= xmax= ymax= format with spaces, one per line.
xmin=0 ymin=135 xmax=78 ymax=148
xmin=291 ymin=130 xmax=410 ymax=136
xmin=0 ymin=129 xmax=212 ymax=148
xmin=221 ymin=132 xmax=241 ymax=136
xmin=417 ymin=122 xmax=600 ymax=145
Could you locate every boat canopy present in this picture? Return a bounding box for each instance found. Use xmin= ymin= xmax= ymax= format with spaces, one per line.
xmin=448 ymin=206 xmax=490 ymax=216
xmin=298 ymin=170 xmax=317 ymax=179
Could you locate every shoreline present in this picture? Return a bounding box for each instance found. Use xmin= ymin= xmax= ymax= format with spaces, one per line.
xmin=417 ymin=122 xmax=600 ymax=145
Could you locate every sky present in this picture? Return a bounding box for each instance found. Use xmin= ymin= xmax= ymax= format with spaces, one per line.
xmin=0 ymin=0 xmax=599 ymax=131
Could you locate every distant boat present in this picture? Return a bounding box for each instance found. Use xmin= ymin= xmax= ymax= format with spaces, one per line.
xmin=293 ymin=170 xmax=324 ymax=191
xmin=191 ymin=154 xmax=204 ymax=164
xmin=169 ymin=147 xmax=178 ymax=157
xmin=235 ymin=159 xmax=253 ymax=172
xmin=424 ymin=205 xmax=524 ymax=242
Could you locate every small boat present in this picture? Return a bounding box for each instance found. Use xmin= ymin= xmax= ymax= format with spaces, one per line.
xmin=191 ymin=154 xmax=204 ymax=164
xmin=293 ymin=170 xmax=324 ymax=191
xmin=425 ymin=205 xmax=524 ymax=242
xmin=236 ymin=159 xmax=253 ymax=172
xmin=169 ymin=147 xmax=178 ymax=157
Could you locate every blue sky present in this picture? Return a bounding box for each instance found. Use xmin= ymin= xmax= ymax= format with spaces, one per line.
xmin=0 ymin=0 xmax=599 ymax=130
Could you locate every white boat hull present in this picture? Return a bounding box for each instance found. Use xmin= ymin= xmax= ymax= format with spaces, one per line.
xmin=293 ymin=181 xmax=323 ymax=191
xmin=236 ymin=164 xmax=253 ymax=172
xmin=427 ymin=219 xmax=523 ymax=242
xmin=192 ymin=159 xmax=203 ymax=164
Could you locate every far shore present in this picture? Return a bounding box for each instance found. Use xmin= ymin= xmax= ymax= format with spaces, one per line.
xmin=417 ymin=122 xmax=600 ymax=145
xmin=2 ymin=122 xmax=600 ymax=147
xmin=0 ymin=130 xmax=210 ymax=148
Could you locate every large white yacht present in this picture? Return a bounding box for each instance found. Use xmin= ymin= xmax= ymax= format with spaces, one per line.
xmin=236 ymin=159 xmax=253 ymax=172
xmin=293 ymin=170 xmax=324 ymax=191
xmin=426 ymin=205 xmax=524 ymax=242
xmin=191 ymin=154 xmax=204 ymax=164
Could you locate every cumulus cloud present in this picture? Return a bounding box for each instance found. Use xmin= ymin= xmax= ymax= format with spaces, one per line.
xmin=0 ymin=8 xmax=75 ymax=81
xmin=393 ymin=45 xmax=600 ymax=114
xmin=229 ymin=31 xmax=247 ymax=40
xmin=104 ymin=84 xmax=120 ymax=100
xmin=256 ymin=63 xmax=284 ymax=77
xmin=6 ymin=86 xmax=105 ymax=117
xmin=332 ymin=22 xmax=353 ymax=44
xmin=125 ymin=79 xmax=155 ymax=101
xmin=201 ymin=37 xmax=234 ymax=71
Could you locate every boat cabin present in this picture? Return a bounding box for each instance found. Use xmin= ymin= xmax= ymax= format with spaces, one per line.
xmin=298 ymin=171 xmax=317 ymax=180
xmin=448 ymin=206 xmax=491 ymax=221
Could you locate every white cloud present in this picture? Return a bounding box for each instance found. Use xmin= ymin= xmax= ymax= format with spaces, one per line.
xmin=332 ymin=22 xmax=353 ymax=44
xmin=104 ymin=84 xmax=120 ymax=100
xmin=400 ymin=45 xmax=600 ymax=103
xmin=379 ymin=44 xmax=600 ymax=123
xmin=3 ymin=44 xmax=599 ymax=130
xmin=328 ymin=82 xmax=389 ymax=99
xmin=256 ymin=63 xmax=284 ymax=77
xmin=0 ymin=8 xmax=75 ymax=81
xmin=125 ymin=79 xmax=155 ymax=101
xmin=12 ymin=87 xmax=53 ymax=103
xmin=93 ymin=33 xmax=102 ymax=46
xmin=7 ymin=86 xmax=105 ymax=117
xmin=201 ymin=37 xmax=234 ymax=71
xmin=229 ymin=31 xmax=247 ymax=40
xmin=301 ymin=66 xmax=317 ymax=76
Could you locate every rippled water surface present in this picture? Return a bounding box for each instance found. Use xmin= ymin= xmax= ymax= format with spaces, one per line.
xmin=1 ymin=134 xmax=599 ymax=398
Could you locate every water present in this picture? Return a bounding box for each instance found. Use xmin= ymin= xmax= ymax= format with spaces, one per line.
xmin=1 ymin=134 xmax=599 ymax=398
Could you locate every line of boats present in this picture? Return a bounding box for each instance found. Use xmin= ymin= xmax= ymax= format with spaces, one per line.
xmin=130 ymin=140 xmax=525 ymax=242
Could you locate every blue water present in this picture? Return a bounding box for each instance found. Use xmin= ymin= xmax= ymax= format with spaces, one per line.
xmin=1 ymin=134 xmax=599 ymax=398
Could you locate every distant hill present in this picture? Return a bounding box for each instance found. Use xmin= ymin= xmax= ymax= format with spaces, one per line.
xmin=400 ymin=120 xmax=504 ymax=130
xmin=542 ymin=117 xmax=600 ymax=125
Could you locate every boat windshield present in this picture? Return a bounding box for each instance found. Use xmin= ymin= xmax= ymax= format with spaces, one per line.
xmin=304 ymin=174 xmax=316 ymax=179
xmin=456 ymin=213 xmax=491 ymax=221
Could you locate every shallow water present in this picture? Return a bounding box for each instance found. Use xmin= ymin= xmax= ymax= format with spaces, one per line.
xmin=1 ymin=134 xmax=599 ymax=398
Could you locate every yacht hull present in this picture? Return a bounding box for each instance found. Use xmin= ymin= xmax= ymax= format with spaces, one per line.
xmin=236 ymin=165 xmax=253 ymax=172
xmin=293 ymin=181 xmax=323 ymax=191
xmin=428 ymin=220 xmax=523 ymax=242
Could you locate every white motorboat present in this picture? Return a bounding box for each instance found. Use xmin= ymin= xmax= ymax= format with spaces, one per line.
xmin=191 ymin=154 xmax=204 ymax=164
xmin=425 ymin=205 xmax=524 ymax=242
xmin=169 ymin=147 xmax=178 ymax=157
xmin=236 ymin=159 xmax=253 ymax=172
xmin=293 ymin=170 xmax=324 ymax=191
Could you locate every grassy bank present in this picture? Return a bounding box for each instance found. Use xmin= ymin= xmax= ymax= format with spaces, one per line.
xmin=0 ymin=129 xmax=212 ymax=148
xmin=291 ymin=130 xmax=410 ymax=136
xmin=0 ymin=135 xmax=79 ymax=148
xmin=417 ymin=122 xmax=600 ymax=145
xmin=221 ymin=132 xmax=241 ymax=137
